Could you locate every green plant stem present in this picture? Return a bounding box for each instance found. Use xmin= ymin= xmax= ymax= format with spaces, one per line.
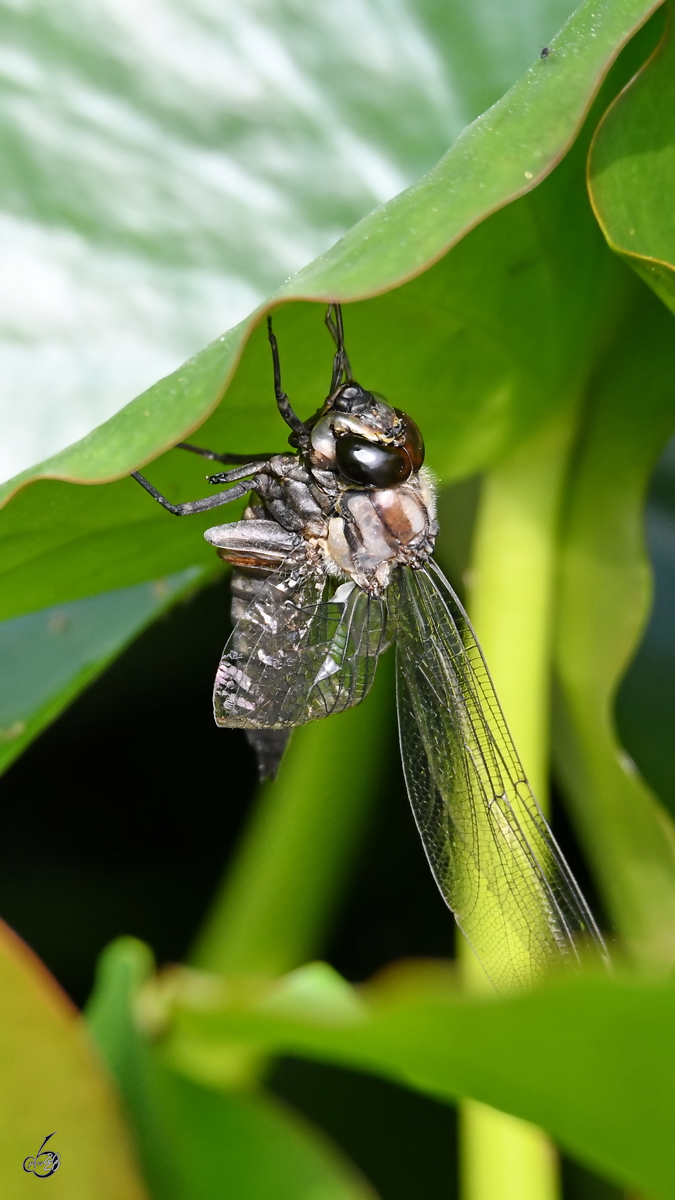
xmin=191 ymin=652 xmax=393 ymax=975
xmin=459 ymin=412 xmax=576 ymax=1200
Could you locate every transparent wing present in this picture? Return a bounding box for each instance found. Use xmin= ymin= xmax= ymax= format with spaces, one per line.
xmin=214 ymin=547 xmax=389 ymax=729
xmin=389 ymin=559 xmax=607 ymax=992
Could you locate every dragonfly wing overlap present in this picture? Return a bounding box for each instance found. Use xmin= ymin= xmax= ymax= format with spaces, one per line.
xmin=214 ymin=548 xmax=389 ymax=729
xmin=133 ymin=301 xmax=606 ymax=986
xmin=390 ymin=560 xmax=605 ymax=991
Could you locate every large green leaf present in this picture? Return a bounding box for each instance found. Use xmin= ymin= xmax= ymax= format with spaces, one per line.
xmin=0 ymin=918 xmax=146 ymax=1199
xmin=0 ymin=566 xmax=210 ymax=776
xmin=554 ymin=288 xmax=675 ymax=962
xmin=616 ymin=442 xmax=675 ymax=812
xmin=0 ymin=0 xmax=592 ymax=484
xmin=147 ymin=957 xmax=675 ymax=1200
xmin=0 ymin=0 xmax=661 ymax=629
xmin=588 ymin=0 xmax=675 ymax=311
xmin=87 ymin=938 xmax=378 ymax=1200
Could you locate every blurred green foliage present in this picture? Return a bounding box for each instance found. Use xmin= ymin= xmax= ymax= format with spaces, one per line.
xmin=95 ymin=943 xmax=675 ymax=1199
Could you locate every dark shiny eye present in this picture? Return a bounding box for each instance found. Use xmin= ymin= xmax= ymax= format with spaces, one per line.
xmin=335 ymin=435 xmax=412 ymax=487
xmin=395 ymin=409 xmax=425 ymax=470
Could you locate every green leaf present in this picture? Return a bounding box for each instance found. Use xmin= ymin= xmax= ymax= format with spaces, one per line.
xmin=153 ymin=958 xmax=675 ymax=1200
xmin=616 ymin=445 xmax=675 ymax=812
xmin=0 ymin=918 xmax=146 ymax=1199
xmin=588 ymin=1 xmax=675 ymax=312
xmin=87 ymin=938 xmax=378 ymax=1200
xmin=0 ymin=0 xmax=640 ymax=483
xmin=0 ymin=474 xmax=224 ymax=622
xmin=276 ymin=0 xmax=665 ymax=303
xmin=554 ymin=288 xmax=675 ymax=963
xmin=0 ymin=566 xmax=210 ymax=776
xmin=0 ymin=0 xmax=660 ymax=627
xmin=158 ymin=1081 xmax=379 ymax=1200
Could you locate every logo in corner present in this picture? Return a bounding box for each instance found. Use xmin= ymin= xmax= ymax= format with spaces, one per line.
xmin=23 ymin=1132 xmax=60 ymax=1178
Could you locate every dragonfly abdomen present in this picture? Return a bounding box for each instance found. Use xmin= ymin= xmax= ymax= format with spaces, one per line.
xmin=205 ymin=514 xmax=302 ymax=779
xmin=233 ymin=564 xmax=292 ymax=779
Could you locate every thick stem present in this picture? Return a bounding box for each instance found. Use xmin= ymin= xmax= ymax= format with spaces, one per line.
xmin=460 ymin=1102 xmax=558 ymax=1200
xmin=459 ymin=411 xmax=576 ymax=1200
xmin=191 ymin=652 xmax=393 ymax=975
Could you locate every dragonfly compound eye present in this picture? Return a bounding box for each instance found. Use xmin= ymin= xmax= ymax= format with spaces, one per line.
xmin=395 ymin=410 xmax=425 ymax=471
xmin=335 ymin=434 xmax=412 ymax=487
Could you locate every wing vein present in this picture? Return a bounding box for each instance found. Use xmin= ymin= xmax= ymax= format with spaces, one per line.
xmin=391 ymin=560 xmax=606 ymax=991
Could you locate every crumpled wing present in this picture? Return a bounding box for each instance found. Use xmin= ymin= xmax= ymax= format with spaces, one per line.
xmin=389 ymin=559 xmax=606 ymax=992
xmin=214 ymin=548 xmax=389 ymax=729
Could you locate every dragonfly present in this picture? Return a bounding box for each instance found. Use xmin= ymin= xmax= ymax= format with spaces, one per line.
xmin=132 ymin=304 xmax=607 ymax=991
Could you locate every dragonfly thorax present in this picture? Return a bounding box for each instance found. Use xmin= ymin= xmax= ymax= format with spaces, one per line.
xmin=323 ymin=471 xmax=437 ymax=593
xmin=229 ymin=452 xmax=437 ymax=595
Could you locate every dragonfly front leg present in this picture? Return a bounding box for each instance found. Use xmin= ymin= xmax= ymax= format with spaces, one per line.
xmin=267 ymin=316 xmax=309 ymax=447
xmin=176 ymin=442 xmax=276 ymax=465
xmin=325 ymin=303 xmax=352 ymax=391
xmin=131 ymin=461 xmax=265 ymax=516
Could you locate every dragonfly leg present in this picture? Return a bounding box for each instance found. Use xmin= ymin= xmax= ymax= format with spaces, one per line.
xmin=131 ymin=463 xmax=263 ymax=516
xmin=266 ymin=315 xmax=309 ymax=446
xmin=176 ymin=442 xmax=275 ymax=465
xmin=325 ymin=303 xmax=352 ymax=391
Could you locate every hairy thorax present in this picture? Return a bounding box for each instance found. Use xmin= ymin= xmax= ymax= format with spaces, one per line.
xmin=250 ymin=453 xmax=438 ymax=594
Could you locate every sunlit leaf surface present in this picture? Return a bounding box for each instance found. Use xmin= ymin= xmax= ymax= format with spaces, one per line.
xmin=0 ymin=0 xmax=582 ymax=482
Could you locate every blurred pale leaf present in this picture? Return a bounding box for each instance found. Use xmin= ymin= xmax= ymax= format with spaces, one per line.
xmin=0 ymin=919 xmax=147 ymax=1199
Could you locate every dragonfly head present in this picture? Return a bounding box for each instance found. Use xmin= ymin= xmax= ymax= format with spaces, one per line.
xmin=332 ymin=382 xmax=372 ymax=414
xmin=309 ymin=384 xmax=425 ymax=487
